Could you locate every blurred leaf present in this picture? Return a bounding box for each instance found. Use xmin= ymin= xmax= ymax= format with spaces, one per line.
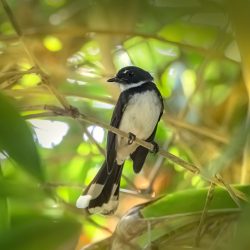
xmin=230 ymin=204 xmax=250 ymax=250
xmin=151 ymin=0 xmax=201 ymax=8
xmin=0 ymin=93 xmax=44 ymax=181
xmin=109 ymin=185 xmax=250 ymax=250
xmin=0 ymin=178 xmax=44 ymax=200
xmin=159 ymin=21 xmax=217 ymax=48
xmin=0 ymin=165 xmax=9 ymax=233
xmin=202 ymin=123 xmax=248 ymax=179
xmin=0 ymin=21 xmax=15 ymax=35
xmin=141 ymin=185 xmax=250 ymax=218
xmin=44 ymin=0 xmax=66 ymax=8
xmin=125 ymin=38 xmax=155 ymax=71
xmin=0 ymin=215 xmax=81 ymax=250
xmin=0 ymin=198 xmax=9 ymax=232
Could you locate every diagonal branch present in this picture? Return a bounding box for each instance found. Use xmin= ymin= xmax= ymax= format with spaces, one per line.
xmin=43 ymin=104 xmax=200 ymax=174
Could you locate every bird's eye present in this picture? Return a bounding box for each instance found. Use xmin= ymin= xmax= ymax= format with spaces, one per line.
xmin=128 ymin=72 xmax=134 ymax=77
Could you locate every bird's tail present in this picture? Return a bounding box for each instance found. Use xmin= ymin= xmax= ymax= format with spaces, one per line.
xmin=76 ymin=161 xmax=123 ymax=215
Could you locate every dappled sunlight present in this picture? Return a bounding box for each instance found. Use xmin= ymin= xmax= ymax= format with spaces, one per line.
xmin=83 ymin=125 xmax=105 ymax=144
xmin=29 ymin=119 xmax=69 ymax=148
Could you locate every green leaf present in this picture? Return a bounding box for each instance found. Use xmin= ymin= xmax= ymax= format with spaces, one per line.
xmin=230 ymin=204 xmax=250 ymax=250
xmin=0 ymin=197 xmax=9 ymax=233
xmin=0 ymin=165 xmax=10 ymax=233
xmin=141 ymin=185 xmax=250 ymax=218
xmin=0 ymin=178 xmax=44 ymax=200
xmin=0 ymin=215 xmax=81 ymax=250
xmin=113 ymin=186 xmax=250 ymax=249
xmin=0 ymin=93 xmax=44 ymax=181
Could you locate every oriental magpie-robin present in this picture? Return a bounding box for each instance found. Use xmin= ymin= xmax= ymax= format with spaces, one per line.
xmin=76 ymin=66 xmax=164 ymax=214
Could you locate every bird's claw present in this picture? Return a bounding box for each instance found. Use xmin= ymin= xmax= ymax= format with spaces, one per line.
xmin=128 ymin=132 xmax=136 ymax=145
xmin=150 ymin=141 xmax=159 ymax=154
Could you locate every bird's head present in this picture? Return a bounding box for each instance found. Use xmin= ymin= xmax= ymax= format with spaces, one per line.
xmin=107 ymin=66 xmax=153 ymax=86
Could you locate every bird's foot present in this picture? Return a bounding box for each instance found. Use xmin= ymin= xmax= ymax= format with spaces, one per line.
xmin=150 ymin=141 xmax=159 ymax=154
xmin=128 ymin=132 xmax=136 ymax=145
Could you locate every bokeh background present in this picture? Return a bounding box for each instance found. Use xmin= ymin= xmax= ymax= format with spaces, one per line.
xmin=0 ymin=0 xmax=250 ymax=249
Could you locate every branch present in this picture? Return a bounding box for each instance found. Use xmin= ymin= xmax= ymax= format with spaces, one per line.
xmin=23 ymin=106 xmax=201 ymax=176
xmin=43 ymin=104 xmax=200 ymax=173
xmin=195 ymin=182 xmax=215 ymax=246
xmin=14 ymin=90 xmax=229 ymax=144
xmin=24 ymin=104 xmax=199 ymax=174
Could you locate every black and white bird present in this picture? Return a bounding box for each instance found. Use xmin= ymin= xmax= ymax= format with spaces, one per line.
xmin=76 ymin=66 xmax=164 ymax=214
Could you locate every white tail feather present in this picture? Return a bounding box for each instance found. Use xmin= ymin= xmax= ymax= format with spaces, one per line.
xmin=76 ymin=194 xmax=92 ymax=208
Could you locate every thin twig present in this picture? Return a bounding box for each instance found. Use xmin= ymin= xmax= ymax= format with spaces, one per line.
xmin=195 ymin=182 xmax=215 ymax=246
xmin=25 ymin=105 xmax=200 ymax=174
xmin=146 ymin=137 xmax=175 ymax=192
xmin=43 ymin=78 xmax=72 ymax=110
xmin=81 ymin=122 xmax=106 ymax=157
xmin=1 ymin=0 xmax=22 ymax=36
xmin=1 ymin=0 xmax=44 ymax=71
xmin=215 ymin=174 xmax=246 ymax=205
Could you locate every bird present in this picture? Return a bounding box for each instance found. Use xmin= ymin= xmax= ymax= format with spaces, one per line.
xmin=76 ymin=66 xmax=164 ymax=215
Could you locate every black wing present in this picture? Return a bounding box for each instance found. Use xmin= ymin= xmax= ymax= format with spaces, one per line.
xmin=106 ymin=92 xmax=128 ymax=173
xmin=131 ymin=88 xmax=164 ymax=173
xmin=130 ymin=126 xmax=157 ymax=173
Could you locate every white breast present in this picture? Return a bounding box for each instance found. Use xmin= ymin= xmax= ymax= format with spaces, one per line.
xmin=119 ymin=90 xmax=161 ymax=140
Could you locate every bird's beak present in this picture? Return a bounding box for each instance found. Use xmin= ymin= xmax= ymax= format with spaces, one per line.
xmin=107 ymin=77 xmax=118 ymax=82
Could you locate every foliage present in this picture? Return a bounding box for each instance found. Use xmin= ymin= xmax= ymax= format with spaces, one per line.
xmin=0 ymin=93 xmax=43 ymax=181
xmin=0 ymin=0 xmax=250 ymax=249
